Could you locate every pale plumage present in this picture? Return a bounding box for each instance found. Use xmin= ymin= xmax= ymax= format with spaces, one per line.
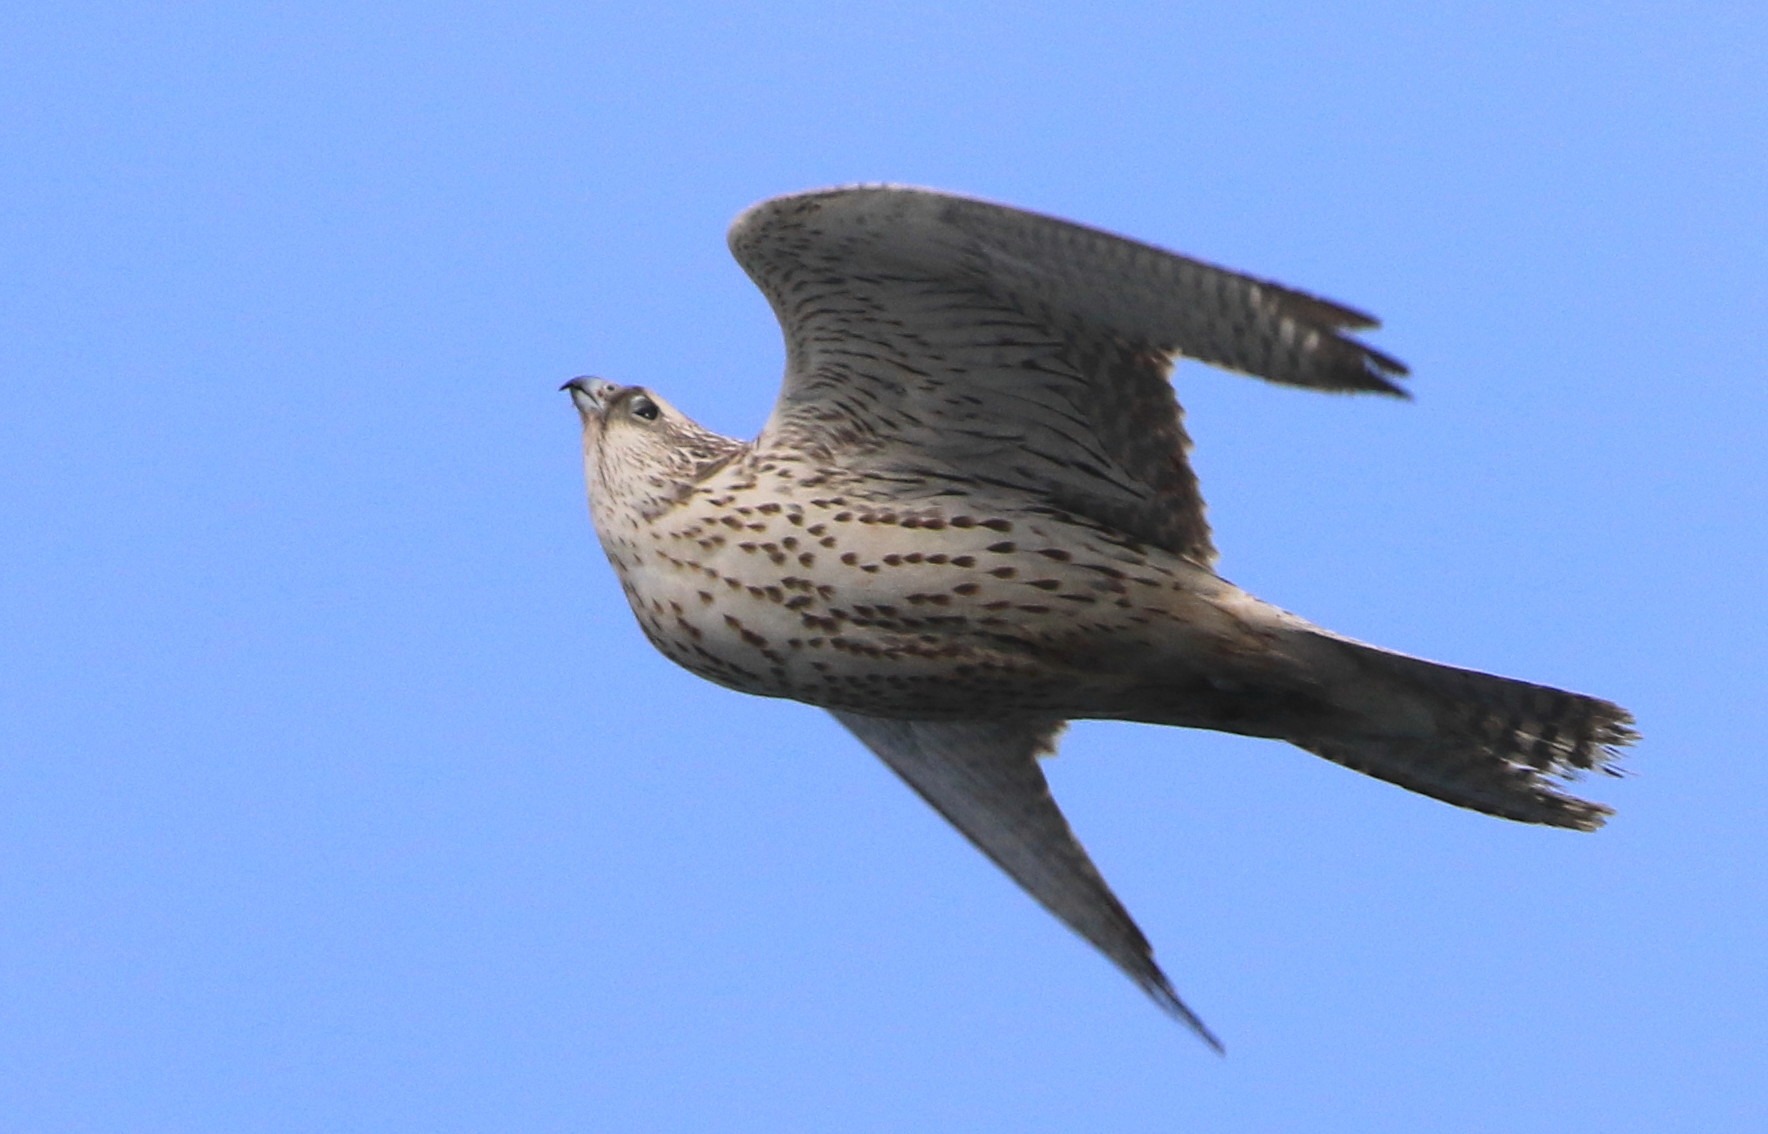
xmin=564 ymin=186 xmax=1637 ymax=1050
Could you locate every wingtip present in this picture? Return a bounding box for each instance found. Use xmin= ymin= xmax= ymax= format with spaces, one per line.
xmin=1145 ymin=974 xmax=1226 ymax=1054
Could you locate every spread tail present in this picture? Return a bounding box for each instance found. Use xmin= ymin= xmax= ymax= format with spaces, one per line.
xmin=1294 ymin=636 xmax=1638 ymax=830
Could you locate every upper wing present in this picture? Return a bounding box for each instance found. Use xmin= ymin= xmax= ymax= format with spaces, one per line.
xmin=829 ymin=710 xmax=1223 ymax=1051
xmin=729 ymin=186 xmax=1408 ymax=566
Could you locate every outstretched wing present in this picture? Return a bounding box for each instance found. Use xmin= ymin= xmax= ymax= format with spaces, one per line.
xmin=829 ymin=710 xmax=1223 ymax=1051
xmin=729 ymin=186 xmax=1407 ymax=566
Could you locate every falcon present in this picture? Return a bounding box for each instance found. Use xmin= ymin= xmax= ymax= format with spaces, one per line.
xmin=562 ymin=186 xmax=1637 ymax=1050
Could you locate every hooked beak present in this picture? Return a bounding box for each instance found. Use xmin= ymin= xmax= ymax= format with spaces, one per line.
xmin=561 ymin=376 xmax=620 ymax=419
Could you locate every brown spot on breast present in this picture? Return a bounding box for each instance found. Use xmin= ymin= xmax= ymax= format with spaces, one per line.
xmin=722 ymin=612 xmax=770 ymax=649
xmin=987 ymin=541 xmax=1017 ymax=554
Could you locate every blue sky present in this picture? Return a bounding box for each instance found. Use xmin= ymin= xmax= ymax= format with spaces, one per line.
xmin=3 ymin=3 xmax=1764 ymax=1130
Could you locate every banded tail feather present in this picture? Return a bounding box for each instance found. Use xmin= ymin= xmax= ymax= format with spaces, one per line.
xmin=1298 ymin=637 xmax=1637 ymax=830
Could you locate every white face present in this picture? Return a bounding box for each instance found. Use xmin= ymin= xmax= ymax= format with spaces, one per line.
xmin=565 ymin=378 xmax=735 ymax=530
xmin=565 ymin=376 xmax=656 ymax=451
xmin=563 ymin=376 xmax=621 ymax=446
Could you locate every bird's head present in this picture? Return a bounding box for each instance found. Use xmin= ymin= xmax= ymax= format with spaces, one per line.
xmin=562 ymin=376 xmax=744 ymax=523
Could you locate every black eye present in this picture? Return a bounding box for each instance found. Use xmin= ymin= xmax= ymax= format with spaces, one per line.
xmin=630 ymin=395 xmax=660 ymax=421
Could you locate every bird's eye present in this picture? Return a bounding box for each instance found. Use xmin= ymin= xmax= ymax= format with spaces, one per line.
xmin=630 ymin=395 xmax=660 ymax=422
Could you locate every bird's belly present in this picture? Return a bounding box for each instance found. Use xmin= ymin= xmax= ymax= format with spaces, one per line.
xmin=610 ymin=549 xmax=1058 ymax=715
xmin=607 ymin=510 xmax=1252 ymax=718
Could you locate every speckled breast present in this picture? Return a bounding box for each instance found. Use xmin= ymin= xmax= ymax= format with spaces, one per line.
xmin=600 ymin=482 xmax=1228 ymax=719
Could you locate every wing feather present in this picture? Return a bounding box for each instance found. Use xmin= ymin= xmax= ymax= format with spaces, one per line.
xmin=829 ymin=711 xmax=1223 ymax=1051
xmin=729 ymin=186 xmax=1408 ymax=565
